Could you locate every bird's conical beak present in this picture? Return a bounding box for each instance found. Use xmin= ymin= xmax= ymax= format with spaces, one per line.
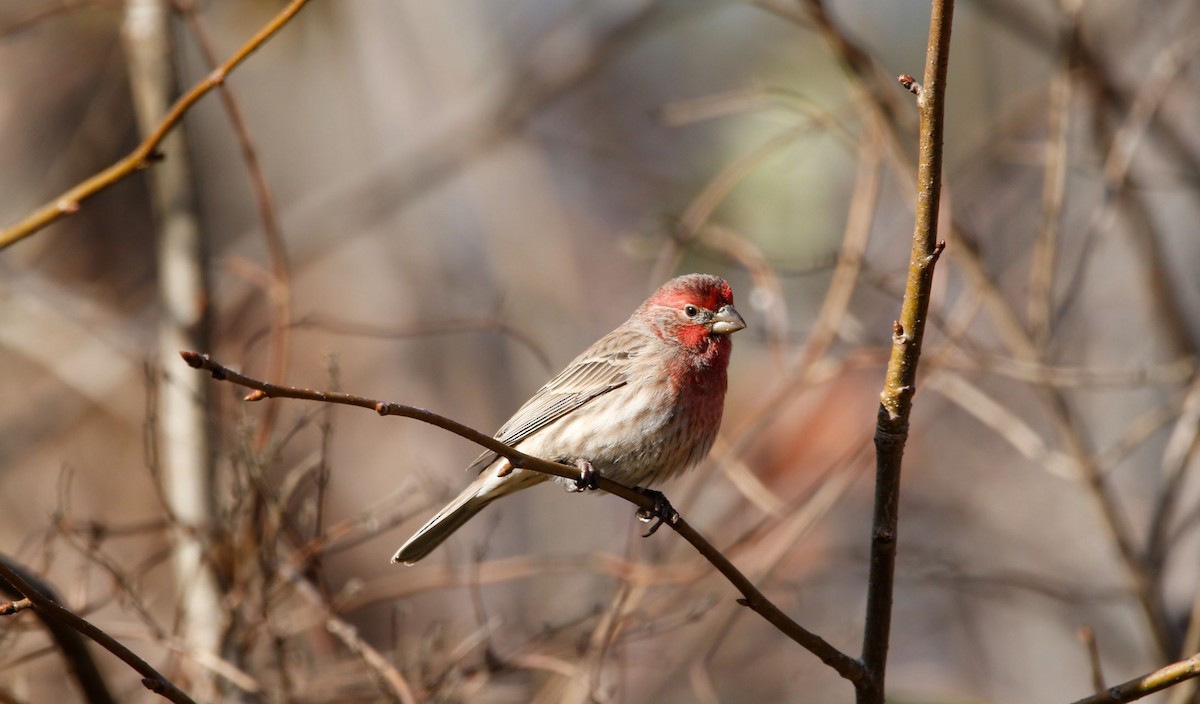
xmin=710 ymin=304 xmax=746 ymax=335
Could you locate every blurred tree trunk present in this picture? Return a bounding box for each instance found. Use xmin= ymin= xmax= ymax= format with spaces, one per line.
xmin=122 ymin=0 xmax=221 ymax=698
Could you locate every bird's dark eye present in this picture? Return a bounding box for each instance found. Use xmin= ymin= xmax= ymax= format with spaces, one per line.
xmin=684 ymin=305 xmax=700 ymax=318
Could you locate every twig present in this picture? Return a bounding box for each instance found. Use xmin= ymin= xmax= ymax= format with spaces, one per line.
xmin=0 ymin=557 xmax=115 ymax=704
xmin=282 ymin=312 xmax=553 ymax=372
xmin=971 ymin=0 xmax=1200 ymax=194
xmin=281 ymin=565 xmax=417 ymax=704
xmin=936 ymin=353 xmax=1195 ymax=389
xmin=0 ymin=557 xmax=196 ymax=704
xmin=802 ymin=0 xmax=906 ymax=131
xmin=790 ymin=123 xmax=883 ymax=376
xmin=0 ymin=0 xmax=114 ymax=40
xmin=0 ymin=0 xmax=312 ymax=250
xmin=179 ymin=350 xmax=868 ymax=685
xmin=1063 ymin=27 xmax=1200 ymax=358
xmin=1027 ymin=6 xmax=1077 ymax=346
xmin=692 ymin=224 xmax=791 ymax=370
xmin=1070 ymin=651 xmax=1200 ymax=704
xmin=1078 ymin=626 xmax=1106 ymax=694
xmin=943 ymin=221 xmax=1179 ymax=658
xmin=694 ymin=445 xmax=866 ymax=672
xmin=332 ymin=553 xmax=705 ymax=615
xmin=1146 ymin=361 xmax=1200 ymax=575
xmin=175 ymin=0 xmax=293 ymax=450
xmin=926 ymin=372 xmax=1073 ymax=477
xmin=1167 ymin=591 xmax=1200 ymax=704
xmin=859 ymin=2 xmax=954 ymax=703
xmin=1062 ymin=401 xmax=1176 ymax=660
xmin=283 ymin=0 xmax=668 ymax=266
xmin=649 ymin=123 xmax=822 ymax=285
xmin=0 ymin=597 xmax=33 ymax=615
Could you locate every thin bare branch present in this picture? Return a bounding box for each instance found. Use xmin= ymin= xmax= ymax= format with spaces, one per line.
xmin=0 ymin=556 xmax=115 ymax=704
xmin=0 ymin=557 xmax=195 ymax=704
xmin=1078 ymin=626 xmax=1106 ymax=695
xmin=179 ymin=350 xmax=868 ymax=685
xmin=175 ymin=1 xmax=293 ymax=450
xmin=0 ymin=0 xmax=313 ymax=250
xmin=282 ymin=565 xmax=418 ymax=704
xmin=1071 ymin=651 xmax=1200 ymax=704
xmin=0 ymin=0 xmax=114 ymax=40
xmin=1027 ymin=7 xmax=1077 ymax=346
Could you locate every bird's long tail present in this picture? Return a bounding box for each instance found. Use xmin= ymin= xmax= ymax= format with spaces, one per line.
xmin=392 ymin=465 xmax=540 ymax=564
xmin=391 ymin=488 xmax=493 ymax=564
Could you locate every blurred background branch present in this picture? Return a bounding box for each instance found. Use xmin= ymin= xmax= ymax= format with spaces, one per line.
xmin=0 ymin=0 xmax=310 ymax=250
xmin=0 ymin=555 xmax=194 ymax=704
xmin=122 ymin=1 xmax=220 ymax=699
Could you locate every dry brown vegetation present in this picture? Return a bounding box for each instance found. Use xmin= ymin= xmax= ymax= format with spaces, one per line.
xmin=3 ymin=1 xmax=1200 ymax=703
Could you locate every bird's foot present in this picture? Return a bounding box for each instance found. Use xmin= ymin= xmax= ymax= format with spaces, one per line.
xmin=634 ymin=489 xmax=678 ymax=537
xmin=566 ymin=458 xmax=600 ymax=492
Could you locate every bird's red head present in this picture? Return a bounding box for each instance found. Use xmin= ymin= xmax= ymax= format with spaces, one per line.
xmin=638 ymin=274 xmax=746 ymax=358
xmin=651 ymin=274 xmax=734 ymax=313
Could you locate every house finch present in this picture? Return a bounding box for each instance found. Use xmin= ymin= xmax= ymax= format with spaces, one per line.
xmin=391 ymin=273 xmax=745 ymax=564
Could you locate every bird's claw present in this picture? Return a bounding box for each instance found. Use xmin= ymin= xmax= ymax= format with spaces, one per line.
xmin=634 ymin=489 xmax=678 ymax=537
xmin=566 ymin=458 xmax=600 ymax=492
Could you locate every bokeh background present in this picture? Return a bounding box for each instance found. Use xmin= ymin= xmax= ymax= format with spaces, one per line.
xmin=3 ymin=0 xmax=1200 ymax=702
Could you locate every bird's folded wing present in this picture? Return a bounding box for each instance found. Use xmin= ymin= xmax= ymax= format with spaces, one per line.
xmin=464 ymin=339 xmax=639 ymax=473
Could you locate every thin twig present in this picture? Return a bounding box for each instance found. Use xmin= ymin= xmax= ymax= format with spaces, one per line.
xmin=1071 ymin=651 xmax=1200 ymax=704
xmin=0 ymin=558 xmax=196 ymax=704
xmin=0 ymin=0 xmax=114 ymax=40
xmin=791 ymin=123 xmax=883 ymax=375
xmin=1078 ymin=626 xmax=1106 ymax=694
xmin=179 ymin=350 xmax=868 ymax=685
xmin=0 ymin=598 xmax=33 ymax=615
xmin=175 ymin=1 xmax=294 ymax=450
xmin=0 ymin=0 xmax=312 ymax=250
xmin=926 ymin=372 xmax=1073 ymax=477
xmin=0 ymin=556 xmax=115 ymax=704
xmin=1146 ymin=366 xmax=1200 ymax=575
xmin=937 ymin=353 xmax=1194 ymax=389
xmin=281 ymin=565 xmax=418 ymax=704
xmin=692 ymin=224 xmax=791 ymax=370
xmin=283 ymin=312 xmax=553 ymax=372
xmin=1064 ymin=27 xmax=1200 ymax=357
xmin=1027 ymin=5 xmax=1077 ymax=346
xmin=1167 ymin=591 xmax=1200 ymax=704
xmin=649 ymin=123 xmax=822 ymax=285
xmin=284 ymin=0 xmax=669 ymax=266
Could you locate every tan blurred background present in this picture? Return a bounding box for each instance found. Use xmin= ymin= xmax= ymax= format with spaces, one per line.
xmin=3 ymin=0 xmax=1200 ymax=702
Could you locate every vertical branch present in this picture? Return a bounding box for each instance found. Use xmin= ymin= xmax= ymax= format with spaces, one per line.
xmin=175 ymin=3 xmax=293 ymax=450
xmin=122 ymin=0 xmax=221 ymax=696
xmin=858 ymin=2 xmax=954 ymax=703
xmin=1027 ymin=5 xmax=1077 ymax=347
xmin=1079 ymin=626 xmax=1107 ymax=694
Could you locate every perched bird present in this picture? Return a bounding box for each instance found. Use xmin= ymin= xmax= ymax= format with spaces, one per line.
xmin=392 ymin=273 xmax=745 ymax=564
